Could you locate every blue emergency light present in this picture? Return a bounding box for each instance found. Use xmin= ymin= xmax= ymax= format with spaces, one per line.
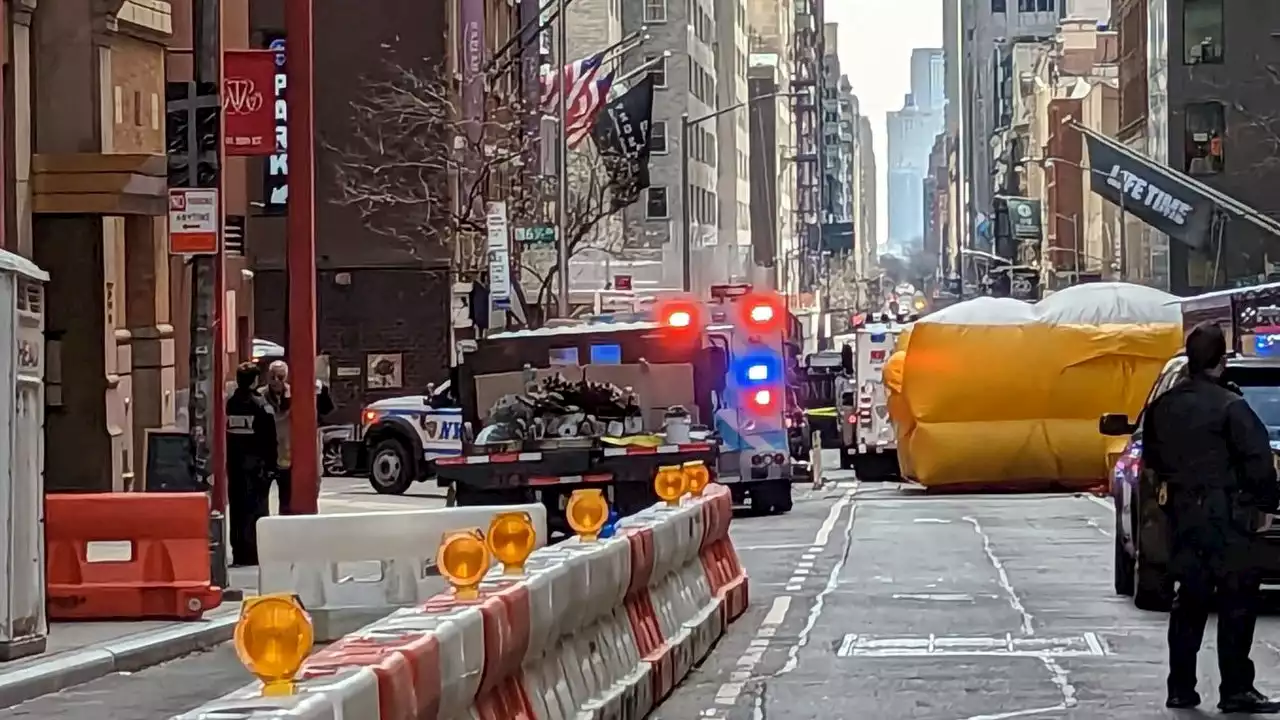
xmin=734 ymin=353 xmax=781 ymax=387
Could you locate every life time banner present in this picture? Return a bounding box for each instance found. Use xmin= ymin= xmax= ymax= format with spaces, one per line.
xmin=1083 ymin=133 xmax=1213 ymax=249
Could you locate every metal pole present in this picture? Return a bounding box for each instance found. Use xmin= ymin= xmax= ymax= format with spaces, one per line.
xmin=191 ymin=0 xmax=227 ymax=589
xmin=554 ymin=0 xmax=570 ymax=316
xmin=681 ymin=113 xmax=691 ymax=291
xmin=1118 ymin=191 xmax=1127 ymax=281
xmin=286 ymin=0 xmax=319 ymax=514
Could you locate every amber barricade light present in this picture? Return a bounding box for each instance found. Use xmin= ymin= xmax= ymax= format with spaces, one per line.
xmin=437 ymin=529 xmax=490 ymax=600
xmin=488 ymin=511 xmax=537 ymax=575
xmin=683 ymin=461 xmax=710 ymax=496
xmin=654 ymin=465 xmax=688 ymax=505
xmin=566 ymin=489 xmax=609 ymax=541
xmin=233 ymin=593 xmax=315 ymax=696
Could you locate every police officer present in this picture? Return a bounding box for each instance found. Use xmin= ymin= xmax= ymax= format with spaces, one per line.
xmin=1143 ymin=322 xmax=1280 ymax=712
xmin=225 ymin=361 xmax=276 ymax=566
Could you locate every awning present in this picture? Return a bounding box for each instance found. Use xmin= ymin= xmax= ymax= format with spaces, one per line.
xmin=1072 ymin=121 xmax=1280 ymax=249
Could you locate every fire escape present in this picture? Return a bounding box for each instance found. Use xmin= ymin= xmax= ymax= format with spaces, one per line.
xmin=793 ymin=0 xmax=823 ymax=293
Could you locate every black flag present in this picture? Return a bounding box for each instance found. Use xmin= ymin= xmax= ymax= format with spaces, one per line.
xmin=591 ymin=75 xmax=655 ymax=210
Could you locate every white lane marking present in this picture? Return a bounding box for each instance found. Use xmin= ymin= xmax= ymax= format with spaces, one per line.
xmin=963 ymin=516 xmax=1034 ymax=636
xmin=814 ymin=490 xmax=851 ymax=546
xmin=711 ymin=596 xmax=792 ymax=706
xmin=737 ymin=543 xmax=812 ymax=552
xmin=959 ymin=704 xmax=1069 ymax=720
xmin=962 ymin=515 xmax=1078 ymax=714
xmin=775 ymin=488 xmax=859 ymax=676
xmin=914 ymin=517 xmax=951 ymax=523
xmin=705 ymin=485 xmax=858 ymax=713
xmin=1084 ymin=494 xmax=1113 ymax=512
xmin=891 ymin=593 xmax=977 ymax=602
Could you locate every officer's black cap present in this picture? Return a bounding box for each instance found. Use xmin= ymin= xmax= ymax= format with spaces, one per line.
xmin=1186 ymin=321 xmax=1228 ymax=374
xmin=236 ymin=361 xmax=261 ymax=389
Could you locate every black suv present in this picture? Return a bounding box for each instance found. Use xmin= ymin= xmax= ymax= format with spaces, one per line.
xmin=1099 ymin=355 xmax=1280 ymax=611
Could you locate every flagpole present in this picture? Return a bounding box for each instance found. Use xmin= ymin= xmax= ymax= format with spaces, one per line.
xmin=612 ymin=51 xmax=668 ymax=89
xmin=555 ymin=0 xmax=570 ymax=315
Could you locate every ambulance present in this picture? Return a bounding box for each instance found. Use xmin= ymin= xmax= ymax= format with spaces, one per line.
xmin=836 ymin=312 xmax=914 ymax=480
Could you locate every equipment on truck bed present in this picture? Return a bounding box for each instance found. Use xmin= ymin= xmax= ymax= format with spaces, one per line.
xmin=432 ymin=316 xmax=726 ymax=536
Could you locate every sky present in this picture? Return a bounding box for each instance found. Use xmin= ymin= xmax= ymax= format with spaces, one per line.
xmin=829 ymin=0 xmax=943 ymax=249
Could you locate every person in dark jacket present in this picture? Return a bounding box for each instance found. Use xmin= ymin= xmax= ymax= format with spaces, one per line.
xmin=225 ymin=362 xmax=276 ymax=566
xmin=1143 ymin=322 xmax=1280 ymax=713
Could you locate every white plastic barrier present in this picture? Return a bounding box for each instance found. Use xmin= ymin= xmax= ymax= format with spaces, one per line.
xmin=257 ymin=503 xmax=546 ymax=640
xmin=175 ymin=667 xmax=380 ymax=720
xmin=174 ymin=485 xmax=749 ymax=720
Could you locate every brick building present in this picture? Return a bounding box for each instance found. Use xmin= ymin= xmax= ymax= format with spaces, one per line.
xmin=1114 ymin=0 xmax=1280 ymax=293
xmin=246 ymin=0 xmax=519 ymax=422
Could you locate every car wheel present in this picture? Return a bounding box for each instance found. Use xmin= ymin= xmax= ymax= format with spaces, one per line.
xmin=839 ymin=449 xmax=853 ymax=470
xmin=368 ymin=439 xmax=414 ymax=495
xmin=1133 ymin=553 xmax=1174 ymax=612
xmin=322 ymin=440 xmax=346 ymax=477
xmin=1114 ymin=503 xmax=1135 ymax=596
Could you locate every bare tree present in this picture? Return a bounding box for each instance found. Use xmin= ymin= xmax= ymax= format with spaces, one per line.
xmin=518 ymin=147 xmax=637 ymax=317
xmin=327 ymin=62 xmax=536 ymax=275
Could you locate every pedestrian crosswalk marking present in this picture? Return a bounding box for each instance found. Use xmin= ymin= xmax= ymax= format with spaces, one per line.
xmin=836 ymin=632 xmax=1108 ymax=658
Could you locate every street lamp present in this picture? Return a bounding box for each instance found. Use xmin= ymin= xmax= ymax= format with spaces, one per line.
xmin=1021 ymin=155 xmax=1127 ymax=280
xmin=680 ymin=91 xmax=798 ymax=291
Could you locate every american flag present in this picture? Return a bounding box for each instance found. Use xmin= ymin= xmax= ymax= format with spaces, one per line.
xmin=539 ymin=52 xmax=605 ymax=115
xmin=566 ymin=72 xmax=615 ymax=148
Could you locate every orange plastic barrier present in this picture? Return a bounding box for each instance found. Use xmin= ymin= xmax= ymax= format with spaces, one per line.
xmin=46 ymin=493 xmax=223 ymax=620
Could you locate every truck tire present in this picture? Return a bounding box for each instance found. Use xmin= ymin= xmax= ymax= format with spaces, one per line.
xmin=368 ymin=438 xmax=415 ymax=495
xmin=839 ymin=448 xmax=853 ymax=470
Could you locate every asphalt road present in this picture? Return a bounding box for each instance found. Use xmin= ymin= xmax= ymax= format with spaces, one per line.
xmin=12 ymin=471 xmax=1280 ymax=718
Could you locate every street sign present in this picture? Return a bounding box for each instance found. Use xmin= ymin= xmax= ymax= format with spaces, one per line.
xmin=515 ymin=224 xmax=556 ymax=245
xmin=168 ymin=188 xmax=220 ymax=255
xmin=487 ymin=202 xmax=511 ymax=310
xmin=614 ymin=274 xmax=632 ymax=291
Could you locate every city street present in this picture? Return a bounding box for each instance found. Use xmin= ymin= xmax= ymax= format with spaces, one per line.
xmin=9 ymin=469 xmax=1280 ymax=718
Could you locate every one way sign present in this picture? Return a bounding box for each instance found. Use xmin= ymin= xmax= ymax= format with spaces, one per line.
xmin=168 ymin=188 xmax=220 ymax=255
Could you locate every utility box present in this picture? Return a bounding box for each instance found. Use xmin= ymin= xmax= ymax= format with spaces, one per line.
xmin=0 ymin=251 xmax=49 ymax=661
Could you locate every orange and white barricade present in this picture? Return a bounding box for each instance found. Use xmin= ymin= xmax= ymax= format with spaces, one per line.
xmin=171 ymin=468 xmax=750 ymax=720
xmin=257 ymin=504 xmax=546 ymax=641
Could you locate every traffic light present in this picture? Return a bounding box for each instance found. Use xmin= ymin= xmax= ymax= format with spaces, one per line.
xmin=167 ymin=81 xmax=221 ymax=188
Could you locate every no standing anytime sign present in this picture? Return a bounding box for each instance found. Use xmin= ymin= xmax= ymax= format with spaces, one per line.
xmin=168 ymin=188 xmax=221 ymax=255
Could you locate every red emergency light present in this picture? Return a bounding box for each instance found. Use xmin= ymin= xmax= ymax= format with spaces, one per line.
xmin=749 ymin=387 xmax=778 ymax=412
xmin=737 ymin=292 xmax=785 ymax=333
xmin=654 ymin=298 xmax=703 ymax=338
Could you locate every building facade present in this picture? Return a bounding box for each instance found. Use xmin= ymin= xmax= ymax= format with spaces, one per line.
xmin=747 ymin=0 xmax=797 ymax=294
xmin=249 ymin=0 xmax=474 ymax=421
xmin=620 ymin=0 xmax=719 ymax=292
xmin=1113 ymin=0 xmax=1280 ymax=293
xmin=948 ymin=0 xmax=1109 ymax=263
xmin=819 ymin=24 xmax=854 ymax=242
xmin=711 ymin=0 xmax=754 ymax=284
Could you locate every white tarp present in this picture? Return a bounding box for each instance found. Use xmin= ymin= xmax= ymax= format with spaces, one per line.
xmin=919 ymin=283 xmax=1180 ymax=327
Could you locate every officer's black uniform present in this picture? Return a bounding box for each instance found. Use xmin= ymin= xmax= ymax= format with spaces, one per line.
xmin=226 ymin=365 xmax=277 ymax=566
xmin=1143 ymin=325 xmax=1280 ymax=713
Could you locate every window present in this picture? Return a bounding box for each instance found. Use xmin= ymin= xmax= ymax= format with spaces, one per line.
xmin=644 ymin=0 xmax=667 ymax=22
xmin=647 ymin=55 xmax=667 ymax=87
xmin=1184 ymin=101 xmax=1225 ymax=176
xmin=992 ymin=0 xmax=1006 ymax=10
xmin=650 ymin=121 xmax=668 ymax=153
xmin=646 ymin=186 xmax=670 ymax=219
xmin=1183 ymin=0 xmax=1223 ymax=65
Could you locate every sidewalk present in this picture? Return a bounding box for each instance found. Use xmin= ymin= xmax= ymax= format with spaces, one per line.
xmin=0 ymin=582 xmax=250 ymax=710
